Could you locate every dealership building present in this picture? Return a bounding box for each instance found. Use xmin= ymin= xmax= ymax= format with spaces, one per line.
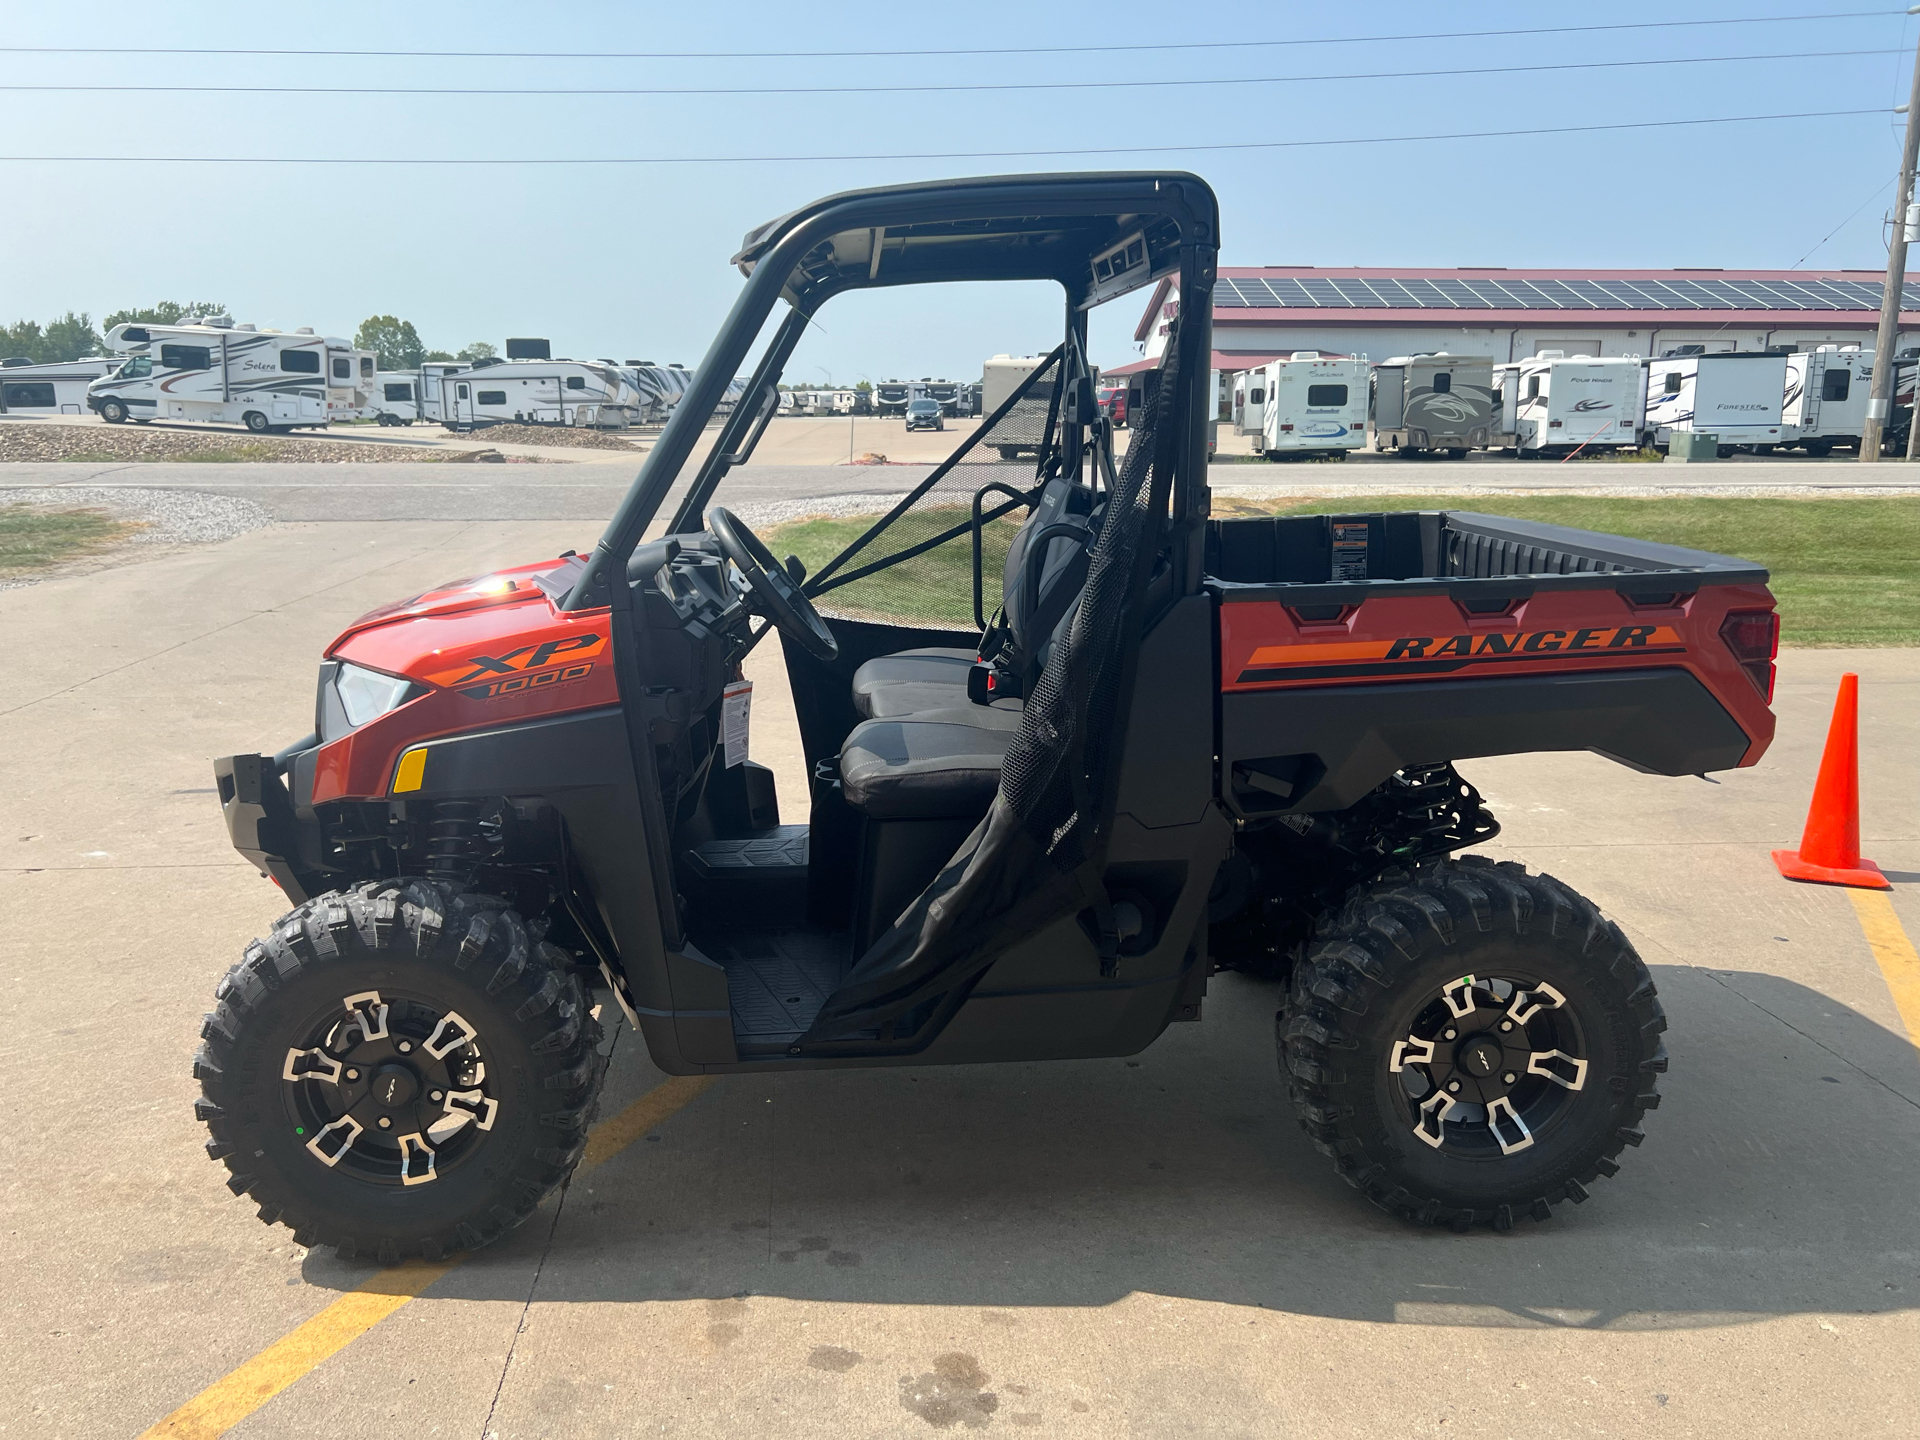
xmin=1120 ymin=267 xmax=1920 ymax=411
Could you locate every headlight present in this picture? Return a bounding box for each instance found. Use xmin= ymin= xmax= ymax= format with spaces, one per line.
xmin=319 ymin=661 xmax=422 ymax=741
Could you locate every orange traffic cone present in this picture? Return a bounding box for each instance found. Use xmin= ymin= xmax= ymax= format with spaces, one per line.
xmin=1771 ymin=672 xmax=1890 ymax=889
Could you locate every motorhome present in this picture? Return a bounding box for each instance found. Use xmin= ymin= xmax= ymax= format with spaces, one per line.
xmin=0 ymin=356 xmax=124 ymax=415
xmin=366 ymin=362 xmax=470 ymax=425
xmin=89 ymin=319 xmax=373 ymax=432
xmin=1370 ymin=353 xmax=1495 ymax=457
xmin=1780 ymin=346 xmax=1870 ymax=456
xmin=1258 ymin=352 xmax=1370 ymax=460
xmin=438 ymin=357 xmax=642 ymax=431
xmin=1643 ymin=349 xmax=1789 ymax=451
xmin=1491 ymin=352 xmax=1645 ymax=457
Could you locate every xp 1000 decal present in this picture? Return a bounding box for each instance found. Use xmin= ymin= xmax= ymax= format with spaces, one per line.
xmin=421 ymin=633 xmax=607 ymax=701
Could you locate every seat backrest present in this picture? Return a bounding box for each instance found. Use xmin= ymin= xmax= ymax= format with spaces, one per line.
xmin=993 ymin=475 xmax=1099 ymax=686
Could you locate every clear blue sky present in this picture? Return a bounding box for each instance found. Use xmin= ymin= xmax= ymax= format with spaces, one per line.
xmin=2 ymin=2 xmax=1915 ymax=378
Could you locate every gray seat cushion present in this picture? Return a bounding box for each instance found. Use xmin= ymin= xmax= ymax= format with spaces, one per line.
xmin=864 ymin=681 xmax=1022 ymax=722
xmin=839 ymin=709 xmax=1013 ymax=819
xmin=850 ymin=647 xmax=974 ymax=718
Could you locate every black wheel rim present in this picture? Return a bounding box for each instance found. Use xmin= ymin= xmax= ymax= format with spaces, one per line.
xmin=1387 ymin=972 xmax=1590 ymax=1158
xmin=279 ymin=987 xmax=498 ymax=1188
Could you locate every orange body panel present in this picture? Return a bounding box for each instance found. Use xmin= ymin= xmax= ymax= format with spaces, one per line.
xmin=309 ymin=556 xmax=619 ymax=804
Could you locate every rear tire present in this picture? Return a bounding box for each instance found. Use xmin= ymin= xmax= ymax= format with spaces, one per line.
xmin=243 ymin=410 xmax=271 ymax=433
xmin=1279 ymin=857 xmax=1664 ymax=1231
xmin=194 ymin=879 xmax=605 ymax=1260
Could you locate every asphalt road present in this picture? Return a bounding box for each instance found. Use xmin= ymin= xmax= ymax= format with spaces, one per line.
xmin=0 ymin=513 xmax=1916 ymax=1437
xmin=4 ymin=453 xmax=1919 ymax=528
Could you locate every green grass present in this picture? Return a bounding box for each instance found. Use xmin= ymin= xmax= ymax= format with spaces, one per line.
xmin=1215 ymin=494 xmax=1919 ymax=647
xmin=0 ymin=505 xmax=138 ymax=576
xmin=766 ymin=506 xmax=1024 ymax=628
xmin=771 ymin=495 xmax=1919 ymax=645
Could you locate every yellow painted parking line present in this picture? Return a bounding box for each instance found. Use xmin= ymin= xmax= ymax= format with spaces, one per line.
xmin=139 ymin=1073 xmax=717 ymax=1439
xmin=1849 ymin=889 xmax=1920 ymax=1047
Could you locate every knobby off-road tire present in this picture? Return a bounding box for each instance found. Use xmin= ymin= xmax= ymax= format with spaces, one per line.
xmin=1279 ymin=856 xmax=1665 ymax=1231
xmin=194 ymin=878 xmax=605 ymax=1262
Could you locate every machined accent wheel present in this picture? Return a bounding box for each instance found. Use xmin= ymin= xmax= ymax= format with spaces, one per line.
xmin=1281 ymin=856 xmax=1665 ymax=1231
xmin=195 ymin=879 xmax=605 ymax=1261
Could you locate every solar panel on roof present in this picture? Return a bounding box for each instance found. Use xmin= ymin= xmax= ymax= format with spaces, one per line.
xmin=1394 ymin=279 xmax=1451 ymax=307
xmin=1659 ymin=280 xmax=1735 ymax=309
xmin=1430 ymin=280 xmax=1491 ymax=308
xmin=1364 ymin=278 xmax=1420 ymax=307
xmin=1733 ymin=281 xmax=1808 ymax=310
xmin=1561 ymin=281 xmax=1629 ymax=309
xmin=1331 ymin=278 xmax=1388 ymax=306
xmin=1527 ymin=280 xmax=1595 ymax=309
xmin=1493 ymin=280 xmax=1561 ymax=309
xmin=1211 ymin=273 xmax=1915 ymax=314
xmin=1265 ymin=278 xmax=1315 ymax=306
xmin=1298 ymin=279 xmax=1354 ymax=307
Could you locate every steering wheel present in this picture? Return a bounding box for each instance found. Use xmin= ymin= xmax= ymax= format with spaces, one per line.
xmin=707 ymin=507 xmax=839 ymax=662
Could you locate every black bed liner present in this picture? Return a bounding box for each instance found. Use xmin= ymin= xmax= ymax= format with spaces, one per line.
xmin=1205 ymin=509 xmax=1769 ymax=603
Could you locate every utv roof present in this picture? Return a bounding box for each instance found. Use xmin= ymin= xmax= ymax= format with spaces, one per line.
xmin=731 ymin=171 xmax=1218 ymax=304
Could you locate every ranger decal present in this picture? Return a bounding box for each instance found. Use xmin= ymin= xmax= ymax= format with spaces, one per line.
xmin=1236 ymin=624 xmax=1685 ymax=684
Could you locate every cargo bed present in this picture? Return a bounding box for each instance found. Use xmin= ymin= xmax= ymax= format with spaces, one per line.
xmin=1206 ymin=510 xmax=1779 ymax=815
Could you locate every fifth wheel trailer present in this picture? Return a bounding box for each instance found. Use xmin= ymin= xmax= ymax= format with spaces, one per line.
xmin=366 ymin=362 xmax=471 ymax=425
xmin=1780 ymin=346 xmax=1871 ymax=455
xmin=89 ymin=320 xmax=373 ymax=432
xmin=0 ymin=356 xmax=123 ymax=415
xmin=1491 ymin=353 xmax=1645 ymax=457
xmin=1370 ymin=353 xmax=1494 ymax=457
xmin=439 ymin=357 xmax=643 ymax=431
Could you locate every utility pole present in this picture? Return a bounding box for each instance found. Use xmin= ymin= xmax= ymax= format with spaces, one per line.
xmin=1861 ymin=7 xmax=1920 ymax=462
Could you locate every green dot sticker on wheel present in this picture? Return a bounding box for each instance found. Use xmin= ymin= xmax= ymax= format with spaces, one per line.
xmin=294 ymin=1127 xmax=305 ymax=1135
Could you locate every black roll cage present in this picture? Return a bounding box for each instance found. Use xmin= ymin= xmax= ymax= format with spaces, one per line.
xmin=561 ymin=171 xmax=1219 ymax=613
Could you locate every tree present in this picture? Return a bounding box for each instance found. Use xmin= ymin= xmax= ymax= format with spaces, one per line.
xmin=0 ymin=311 xmax=104 ymax=362
xmin=422 ymin=350 xmax=456 ymax=363
xmin=854 ymin=380 xmax=872 ymax=393
xmin=354 ymin=315 xmax=425 ymax=370
xmin=102 ymin=300 xmax=228 ymax=330
xmin=457 ymin=341 xmax=498 ymax=362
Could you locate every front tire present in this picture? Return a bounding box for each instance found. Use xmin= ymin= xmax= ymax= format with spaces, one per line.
xmin=1280 ymin=857 xmax=1664 ymax=1230
xmin=194 ymin=879 xmax=604 ymax=1261
xmin=99 ymin=399 xmax=128 ymax=424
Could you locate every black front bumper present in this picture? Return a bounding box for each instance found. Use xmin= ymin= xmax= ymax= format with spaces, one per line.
xmin=214 ymin=750 xmax=323 ymax=903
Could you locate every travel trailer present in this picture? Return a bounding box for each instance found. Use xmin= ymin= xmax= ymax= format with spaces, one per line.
xmin=624 ymin=363 xmax=695 ymax=425
xmin=981 ymin=355 xmax=1048 ymax=415
xmin=1257 ymin=352 xmax=1369 ymax=460
xmin=871 ymin=380 xmax=918 ymax=417
xmin=438 ymin=357 xmax=642 ymax=431
xmin=89 ymin=319 xmax=373 ymax=431
xmin=1370 ymin=353 xmax=1495 ymax=457
xmin=1491 ymin=353 xmax=1645 ymax=457
xmin=1780 ymin=346 xmax=1871 ymax=456
xmin=1643 ymin=349 xmax=1789 ymax=451
xmin=0 ymin=356 xmax=123 ymax=415
xmin=365 ymin=362 xmax=470 ymax=425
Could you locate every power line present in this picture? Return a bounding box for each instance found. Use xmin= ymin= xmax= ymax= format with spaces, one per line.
xmin=0 ymin=108 xmax=1886 ymax=167
xmin=0 ymin=10 xmax=1901 ymax=62
xmin=0 ymin=48 xmax=1895 ymax=99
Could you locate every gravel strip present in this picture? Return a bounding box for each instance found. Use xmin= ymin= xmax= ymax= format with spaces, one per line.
xmin=447 ymin=423 xmax=645 ymax=453
xmin=0 ymin=486 xmax=274 ymax=589
xmin=0 ymin=422 xmax=549 ymax=464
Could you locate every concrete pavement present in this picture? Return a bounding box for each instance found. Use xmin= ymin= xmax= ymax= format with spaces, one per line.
xmin=0 ymin=518 xmax=1915 ymax=1438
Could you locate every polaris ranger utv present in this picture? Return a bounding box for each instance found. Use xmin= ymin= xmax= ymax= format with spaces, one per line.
xmin=197 ymin=173 xmax=1780 ymax=1259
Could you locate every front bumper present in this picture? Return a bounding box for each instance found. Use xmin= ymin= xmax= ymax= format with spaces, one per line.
xmin=214 ymin=749 xmax=323 ymax=903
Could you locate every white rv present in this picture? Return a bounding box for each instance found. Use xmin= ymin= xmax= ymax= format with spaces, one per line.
xmin=1258 ymin=352 xmax=1369 ymax=460
xmin=89 ymin=320 xmax=373 ymax=432
xmin=1491 ymin=353 xmax=1645 ymax=457
xmin=1370 ymin=353 xmax=1495 ymax=457
xmin=0 ymin=356 xmax=124 ymax=415
xmin=1643 ymin=350 xmax=1789 ymax=451
xmin=981 ymin=356 xmax=1047 ymax=416
xmin=1781 ymin=346 xmax=1871 ymax=456
xmin=366 ymin=362 xmax=471 ymax=425
xmin=1231 ymin=370 xmax=1266 ymax=437
xmin=624 ymin=363 xmax=695 ymax=425
xmin=439 ymin=357 xmax=641 ymax=431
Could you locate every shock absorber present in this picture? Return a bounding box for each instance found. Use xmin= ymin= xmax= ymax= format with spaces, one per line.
xmin=419 ymin=799 xmax=501 ymax=886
